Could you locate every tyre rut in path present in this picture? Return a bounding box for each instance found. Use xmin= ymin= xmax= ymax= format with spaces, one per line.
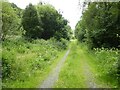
xmin=39 ymin=49 xmax=70 ymax=88
xmin=80 ymin=50 xmax=110 ymax=88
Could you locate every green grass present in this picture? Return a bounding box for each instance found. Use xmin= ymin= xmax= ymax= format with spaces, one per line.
xmin=2 ymin=37 xmax=68 ymax=88
xmin=54 ymin=41 xmax=86 ymax=88
xmin=2 ymin=38 xmax=119 ymax=88
xmin=91 ymin=47 xmax=119 ymax=88
xmin=54 ymin=41 xmax=118 ymax=88
xmin=3 ymin=50 xmax=67 ymax=88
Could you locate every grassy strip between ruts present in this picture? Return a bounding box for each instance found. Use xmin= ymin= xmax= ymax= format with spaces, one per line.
xmin=54 ymin=41 xmax=86 ymax=88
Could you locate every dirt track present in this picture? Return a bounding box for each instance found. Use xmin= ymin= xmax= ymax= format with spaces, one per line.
xmin=39 ymin=49 xmax=70 ymax=88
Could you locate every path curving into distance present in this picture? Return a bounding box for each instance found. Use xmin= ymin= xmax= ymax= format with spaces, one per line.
xmin=39 ymin=49 xmax=70 ymax=88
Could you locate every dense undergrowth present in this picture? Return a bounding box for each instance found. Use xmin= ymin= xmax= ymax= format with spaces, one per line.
xmin=2 ymin=37 xmax=68 ymax=88
xmin=79 ymin=42 xmax=119 ymax=88
xmin=93 ymin=48 xmax=119 ymax=88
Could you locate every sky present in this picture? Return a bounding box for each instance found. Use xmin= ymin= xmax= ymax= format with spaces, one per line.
xmin=8 ymin=0 xmax=83 ymax=30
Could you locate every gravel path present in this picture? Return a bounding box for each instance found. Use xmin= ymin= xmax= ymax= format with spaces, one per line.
xmin=39 ymin=49 xmax=70 ymax=88
xmin=82 ymin=62 xmax=98 ymax=88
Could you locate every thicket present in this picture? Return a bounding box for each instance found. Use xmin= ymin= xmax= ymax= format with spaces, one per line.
xmin=75 ymin=2 xmax=120 ymax=48
xmin=75 ymin=2 xmax=120 ymax=87
xmin=22 ymin=3 xmax=72 ymax=40
xmin=1 ymin=1 xmax=72 ymax=41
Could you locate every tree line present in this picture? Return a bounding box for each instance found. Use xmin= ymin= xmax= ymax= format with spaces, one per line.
xmin=1 ymin=0 xmax=72 ymax=41
xmin=75 ymin=2 xmax=120 ymax=48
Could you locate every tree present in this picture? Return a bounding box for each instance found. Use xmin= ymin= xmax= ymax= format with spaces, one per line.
xmin=75 ymin=20 xmax=86 ymax=42
xmin=37 ymin=4 xmax=58 ymax=39
xmin=75 ymin=2 xmax=120 ymax=48
xmin=22 ymin=3 xmax=43 ymax=39
xmin=37 ymin=4 xmax=72 ymax=40
xmin=1 ymin=1 xmax=19 ymax=40
xmin=11 ymin=3 xmax=22 ymax=18
xmin=21 ymin=3 xmax=72 ymax=40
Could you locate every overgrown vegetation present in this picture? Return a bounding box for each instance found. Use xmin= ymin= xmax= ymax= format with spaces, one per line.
xmin=1 ymin=0 xmax=71 ymax=88
xmin=1 ymin=0 xmax=72 ymax=41
xmin=1 ymin=0 xmax=120 ymax=88
xmin=92 ymin=47 xmax=119 ymax=87
xmin=55 ymin=41 xmax=119 ymax=88
xmin=2 ymin=37 xmax=69 ymax=88
xmin=75 ymin=2 xmax=120 ymax=48
xmin=75 ymin=2 xmax=120 ymax=88
xmin=22 ymin=3 xmax=72 ymax=40
xmin=1 ymin=1 xmax=22 ymax=40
